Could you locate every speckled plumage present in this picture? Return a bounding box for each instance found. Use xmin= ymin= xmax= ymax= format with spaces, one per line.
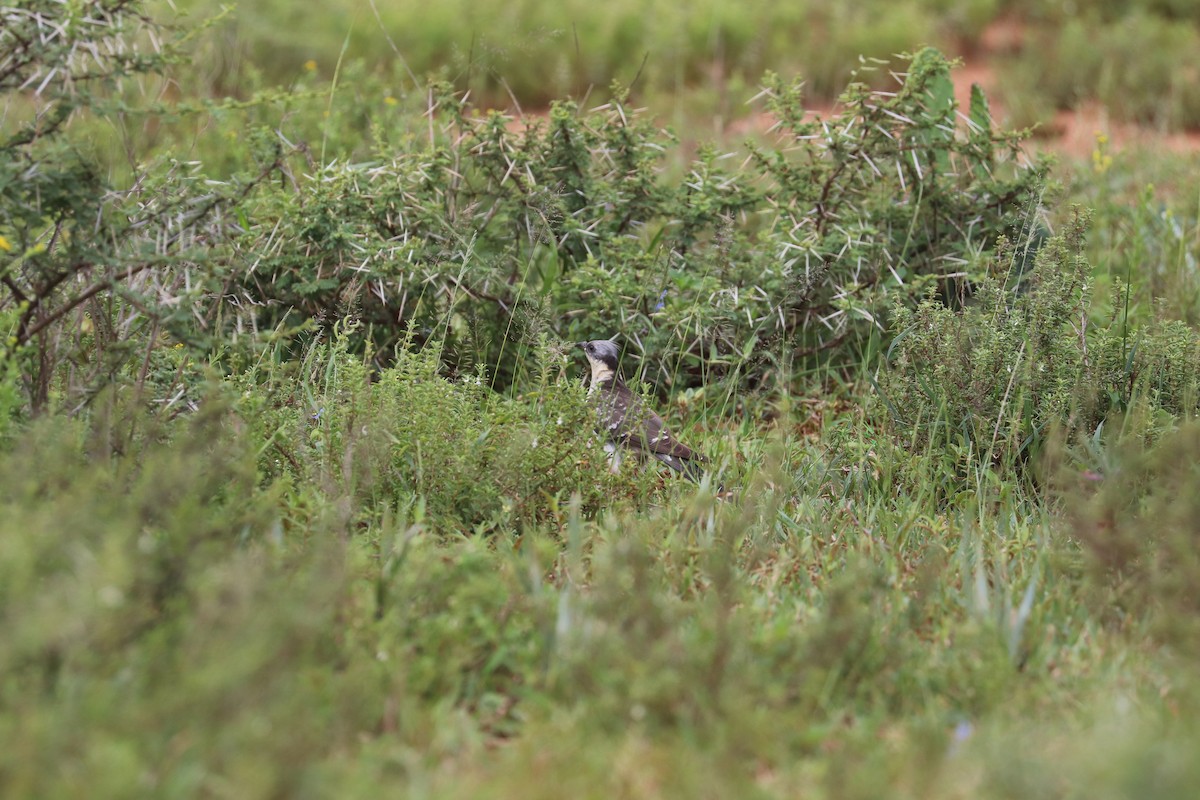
xmin=577 ymin=339 xmax=707 ymax=481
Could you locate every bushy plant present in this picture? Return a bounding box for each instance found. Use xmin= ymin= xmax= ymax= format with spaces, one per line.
xmin=882 ymin=208 xmax=1200 ymax=480
xmin=1061 ymin=420 xmax=1200 ymax=658
xmin=1 ymin=7 xmax=1054 ymax=417
xmin=1003 ymin=10 xmax=1200 ymax=129
xmin=0 ymin=0 xmax=287 ymax=411
xmin=235 ymin=326 xmax=650 ymax=533
xmin=882 ymin=212 xmax=1091 ymax=467
xmin=0 ymin=394 xmax=560 ymax=795
xmin=751 ymin=48 xmax=1044 ymax=352
xmin=219 ymin=49 xmax=1044 ymax=398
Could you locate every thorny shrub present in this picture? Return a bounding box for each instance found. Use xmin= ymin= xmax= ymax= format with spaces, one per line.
xmin=223 ymin=48 xmax=1046 ymax=395
xmin=2 ymin=1 xmax=1045 ymax=415
xmin=0 ymin=0 xmax=285 ymax=411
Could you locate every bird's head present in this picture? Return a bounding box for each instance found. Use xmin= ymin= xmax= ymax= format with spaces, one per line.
xmin=576 ymin=338 xmax=621 ymax=384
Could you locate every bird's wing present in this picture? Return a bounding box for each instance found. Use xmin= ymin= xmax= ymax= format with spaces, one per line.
xmin=635 ymin=414 xmax=701 ymax=461
xmin=598 ymin=383 xmax=702 ymax=462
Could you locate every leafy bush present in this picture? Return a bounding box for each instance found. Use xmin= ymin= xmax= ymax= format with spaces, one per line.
xmin=882 ymin=208 xmax=1200 ymax=480
xmin=0 ymin=0 xmax=285 ymax=411
xmin=235 ymin=326 xmax=649 ymax=533
xmin=0 ymin=396 xmax=561 ymax=795
xmin=882 ymin=212 xmax=1092 ymax=467
xmin=1 ymin=3 xmax=1051 ymax=416
xmin=219 ymin=49 xmax=1044 ymax=397
xmin=750 ymin=48 xmax=1042 ymax=350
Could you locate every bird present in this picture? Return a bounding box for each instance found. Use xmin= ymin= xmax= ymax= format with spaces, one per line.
xmin=577 ymin=338 xmax=709 ymax=483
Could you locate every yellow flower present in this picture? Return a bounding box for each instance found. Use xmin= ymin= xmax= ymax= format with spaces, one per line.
xmin=1092 ymin=132 xmax=1113 ymax=175
xmin=384 ymin=96 xmax=398 ymax=106
xmin=304 ymin=59 xmax=317 ymax=72
xmin=0 ymin=235 xmax=10 ymax=252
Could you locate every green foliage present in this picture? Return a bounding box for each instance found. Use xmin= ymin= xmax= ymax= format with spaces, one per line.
xmin=751 ymin=48 xmax=1043 ymax=347
xmin=882 ymin=211 xmax=1091 ymax=469
xmin=3 ymin=4 xmax=1200 ymax=796
xmin=0 ymin=383 xmax=1122 ymax=798
xmin=221 ymin=49 xmax=1043 ymax=396
xmin=0 ymin=397 xmax=556 ymax=795
xmin=1006 ymin=10 xmax=1200 ymax=129
xmin=0 ymin=0 xmax=286 ymax=410
xmin=0 ymin=308 xmax=22 ymax=442
xmin=1062 ymin=420 xmax=1200 ymax=658
xmin=882 ymin=209 xmax=1200 ymax=478
xmin=235 ymin=326 xmax=647 ymax=533
xmin=0 ymin=288 xmax=1194 ymax=798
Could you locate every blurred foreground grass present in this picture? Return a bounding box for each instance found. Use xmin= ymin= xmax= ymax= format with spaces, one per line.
xmin=3 ymin=349 xmax=1200 ymax=798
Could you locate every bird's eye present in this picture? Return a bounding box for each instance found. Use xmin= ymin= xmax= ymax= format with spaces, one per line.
xmin=586 ymin=344 xmax=593 ymax=352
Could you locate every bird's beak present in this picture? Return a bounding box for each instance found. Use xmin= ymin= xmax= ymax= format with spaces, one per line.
xmin=575 ymin=341 xmax=587 ymax=350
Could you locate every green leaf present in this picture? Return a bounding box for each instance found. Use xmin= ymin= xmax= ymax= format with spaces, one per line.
xmin=969 ymin=83 xmax=993 ymax=140
xmin=909 ymin=47 xmax=955 ymax=124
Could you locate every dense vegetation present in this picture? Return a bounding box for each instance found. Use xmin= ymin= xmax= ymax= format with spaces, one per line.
xmin=175 ymin=0 xmax=1200 ymax=129
xmin=3 ymin=1 xmax=1200 ymax=797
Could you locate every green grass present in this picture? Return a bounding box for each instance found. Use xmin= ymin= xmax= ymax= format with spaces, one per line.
xmin=3 ymin=339 xmax=1200 ymax=798
xmin=5 ymin=2 xmax=1200 ymax=797
xmin=160 ymin=0 xmax=1200 ymax=128
xmin=166 ymin=0 xmax=953 ymax=103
